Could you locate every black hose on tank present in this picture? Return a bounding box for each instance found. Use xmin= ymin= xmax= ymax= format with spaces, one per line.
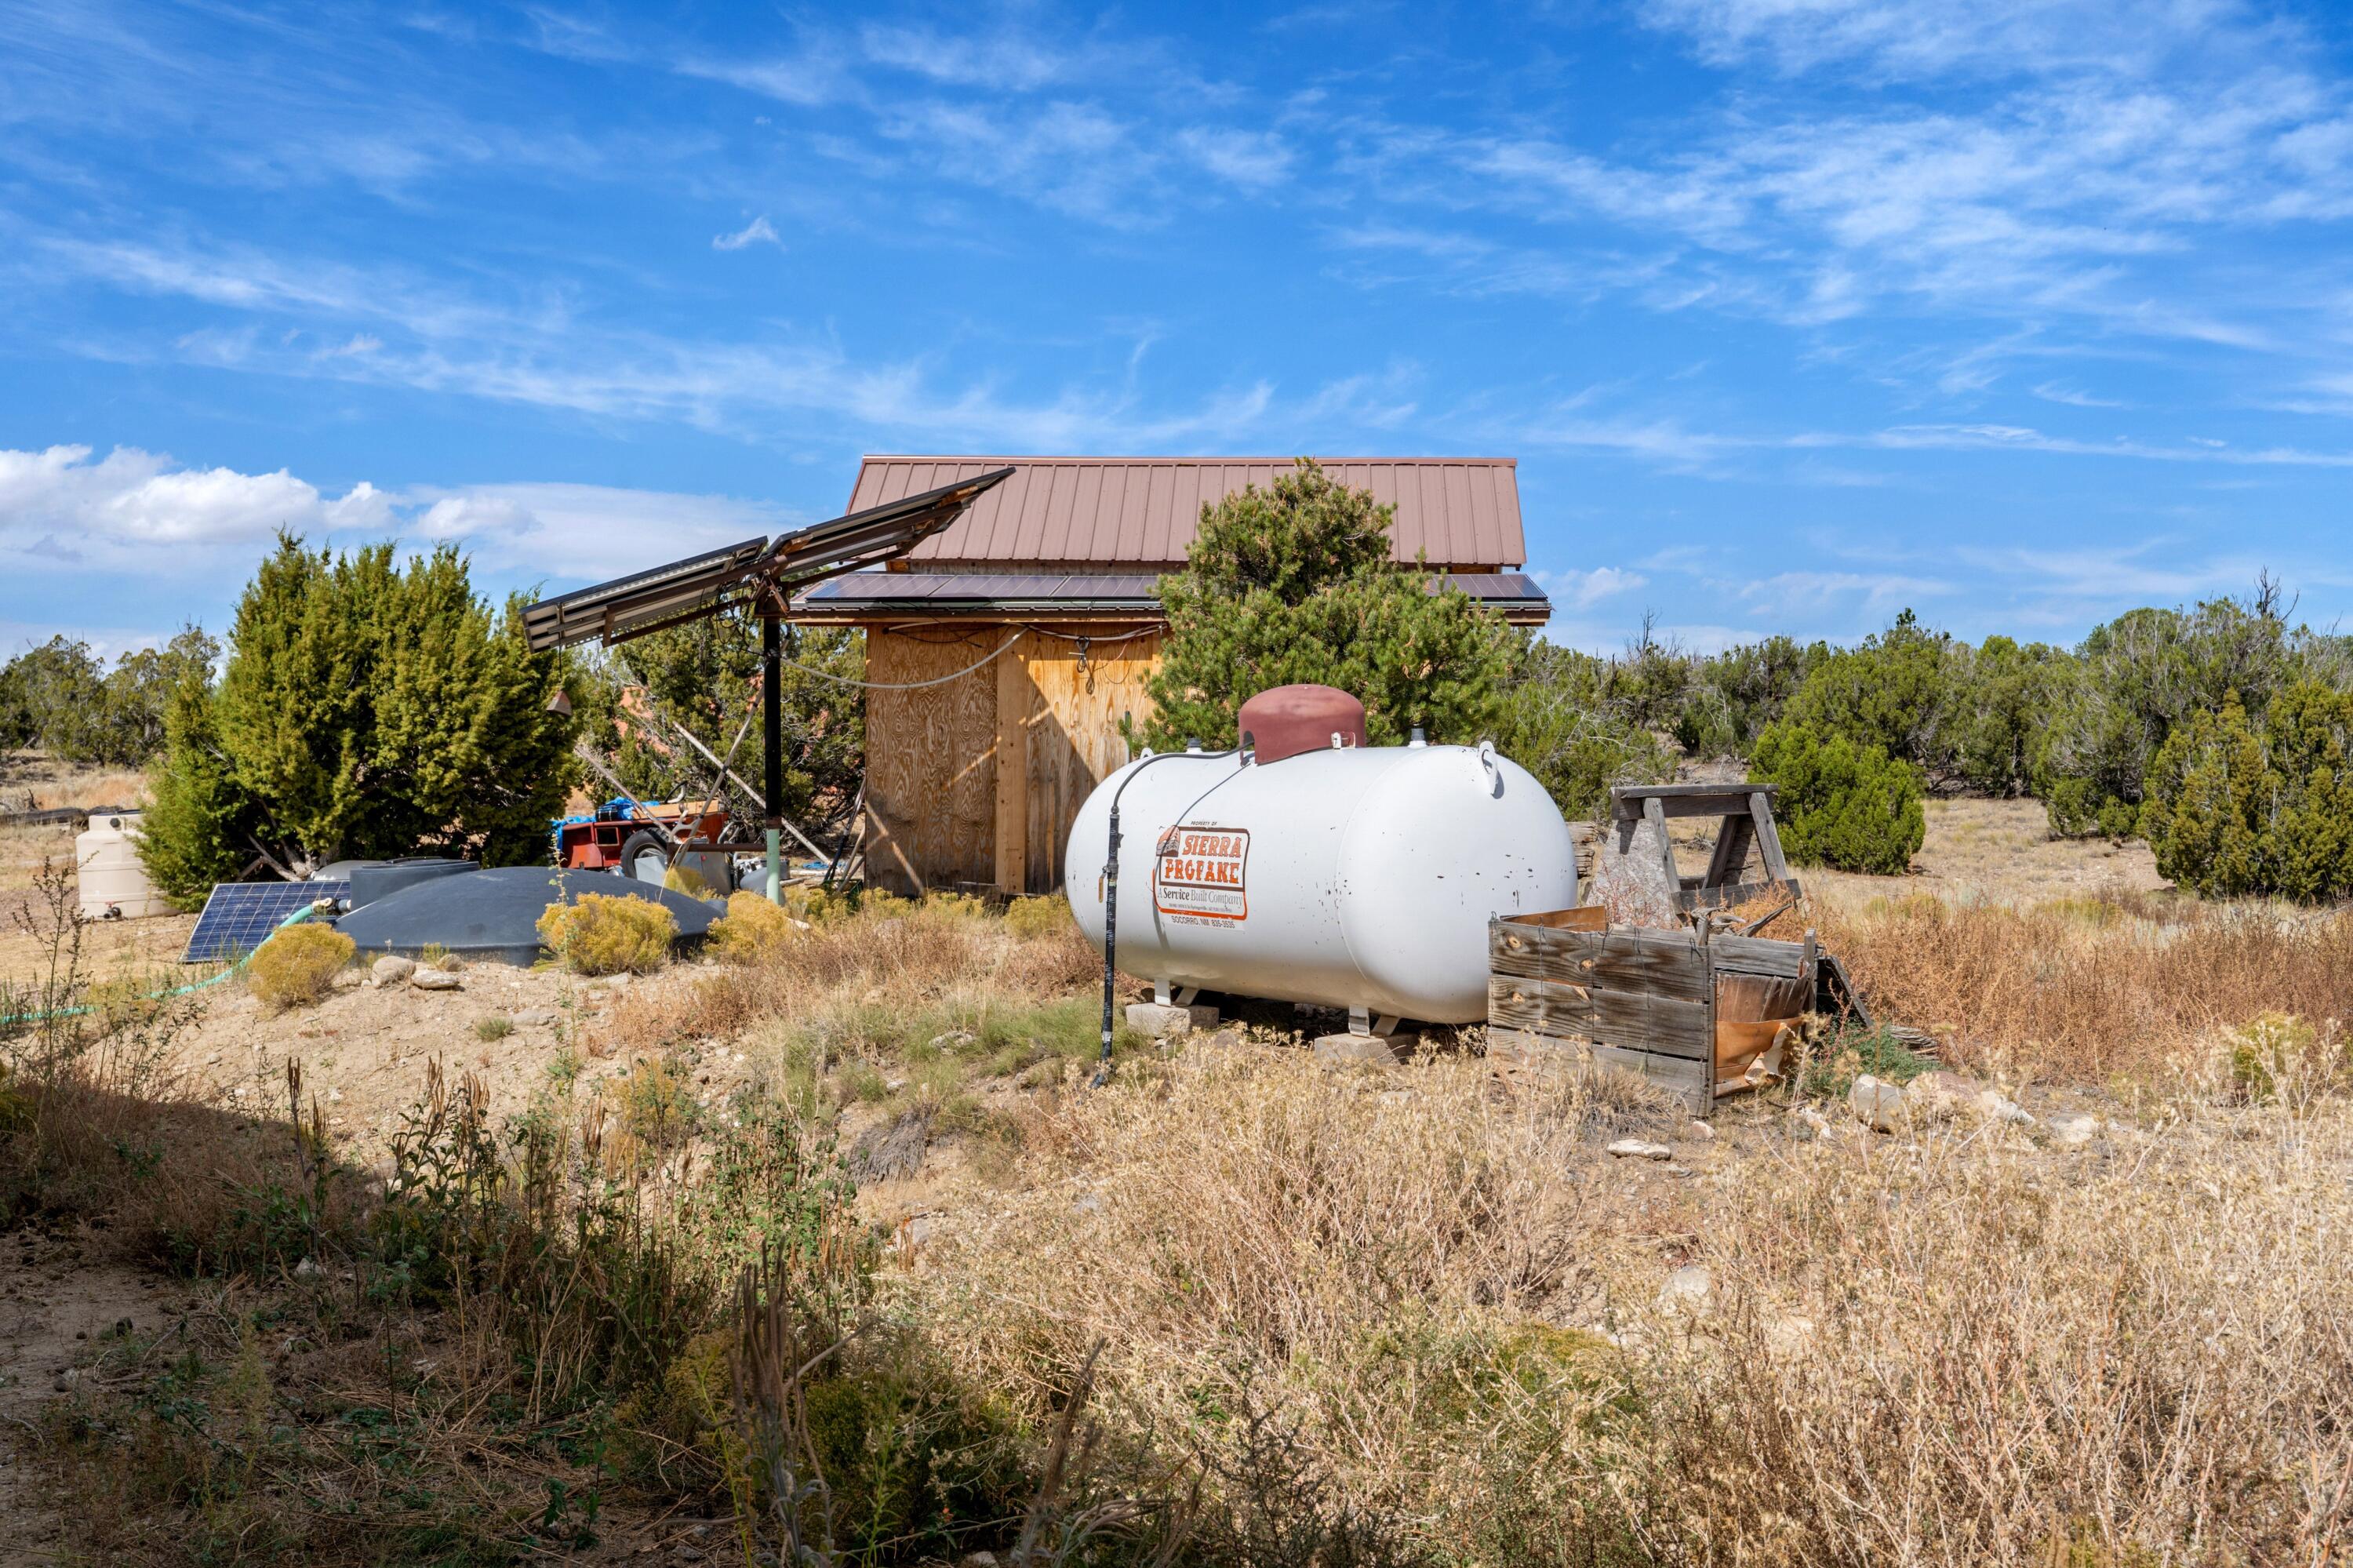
xmin=1096 ymin=738 xmax=1243 ymax=1087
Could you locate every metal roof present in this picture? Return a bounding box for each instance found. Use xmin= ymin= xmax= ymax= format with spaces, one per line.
xmin=522 ymin=467 xmax=1014 ymax=651
xmin=795 ymin=569 xmax=1552 ymax=627
xmin=847 ymin=457 xmax=1527 ymax=569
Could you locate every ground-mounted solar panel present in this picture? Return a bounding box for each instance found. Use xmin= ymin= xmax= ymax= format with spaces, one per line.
xmin=180 ymin=880 xmax=350 ymax=964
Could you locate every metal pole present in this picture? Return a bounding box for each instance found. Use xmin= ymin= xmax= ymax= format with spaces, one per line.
xmin=762 ymin=610 xmax=784 ymax=904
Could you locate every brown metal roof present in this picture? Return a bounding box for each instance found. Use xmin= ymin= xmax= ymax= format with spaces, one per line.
xmin=793 ymin=569 xmax=1551 ymax=628
xmin=847 ymin=456 xmax=1527 ymax=569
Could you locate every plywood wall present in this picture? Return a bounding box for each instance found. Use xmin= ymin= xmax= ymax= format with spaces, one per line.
xmin=862 ymin=625 xmax=1160 ymax=897
xmin=862 ymin=631 xmax=1002 ymax=895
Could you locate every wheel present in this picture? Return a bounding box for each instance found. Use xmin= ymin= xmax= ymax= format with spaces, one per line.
xmin=619 ymin=829 xmax=669 ymax=884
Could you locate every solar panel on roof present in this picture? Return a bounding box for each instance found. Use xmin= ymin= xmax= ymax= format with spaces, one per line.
xmin=182 ymin=880 xmax=349 ymax=964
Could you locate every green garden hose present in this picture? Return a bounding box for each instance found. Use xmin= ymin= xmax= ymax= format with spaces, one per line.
xmin=0 ymin=901 xmax=325 ymax=1028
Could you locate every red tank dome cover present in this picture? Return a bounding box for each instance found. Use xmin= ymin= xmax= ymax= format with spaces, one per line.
xmin=1237 ymin=684 xmax=1368 ymax=765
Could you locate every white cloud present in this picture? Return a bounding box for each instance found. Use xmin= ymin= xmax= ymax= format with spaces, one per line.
xmin=0 ymin=445 xmax=391 ymax=564
xmin=1739 ymin=569 xmax=1951 ymax=616
xmin=1539 ymin=566 xmax=1650 ymax=609
xmin=713 ymin=215 xmax=783 ymax=251
xmin=403 ymin=482 xmax=788 ymax=579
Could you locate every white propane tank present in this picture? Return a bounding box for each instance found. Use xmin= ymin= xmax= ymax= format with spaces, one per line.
xmin=1064 ymin=740 xmax=1577 ymax=1024
xmin=75 ymin=810 xmax=173 ymax=920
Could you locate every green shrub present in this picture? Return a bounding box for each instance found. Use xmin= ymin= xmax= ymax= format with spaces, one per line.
xmin=536 ymin=893 xmax=676 ymax=974
xmin=708 ymin=890 xmax=802 ymax=963
xmin=2142 ymin=682 xmax=2353 ymax=900
xmin=243 ymin=921 xmax=355 ymax=1010
xmin=1751 ymin=720 xmax=1924 ymax=875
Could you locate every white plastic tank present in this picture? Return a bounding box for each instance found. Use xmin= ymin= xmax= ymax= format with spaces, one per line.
xmin=1064 ymin=740 xmax=1577 ymax=1024
xmin=75 ymin=810 xmax=173 ymax=920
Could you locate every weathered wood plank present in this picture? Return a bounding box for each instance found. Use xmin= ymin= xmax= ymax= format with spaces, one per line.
xmin=1484 ymin=1030 xmax=1712 ymax=1113
xmin=1612 ymin=783 xmax=1779 ymax=820
xmin=1587 ymin=988 xmax=1712 ymax=1059
xmin=1490 ymin=977 xmax=1712 ymax=1060
xmin=1591 ymin=1043 xmax=1711 ymax=1111
xmin=1750 ymin=790 xmax=1791 ymax=881
xmin=1487 ymin=974 xmax=1592 ymax=1035
xmin=1570 ymin=934 xmax=1708 ymax=1001
xmin=994 ymin=635 xmax=1032 ymax=894
xmin=1710 ymin=933 xmax=1809 ymax=978
xmin=1684 ymin=878 xmax=1794 ymax=912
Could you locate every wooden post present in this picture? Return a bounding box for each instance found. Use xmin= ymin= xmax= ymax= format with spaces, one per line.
xmin=1644 ymin=795 xmax=1680 ymax=892
xmin=994 ymin=631 xmax=1031 ymax=895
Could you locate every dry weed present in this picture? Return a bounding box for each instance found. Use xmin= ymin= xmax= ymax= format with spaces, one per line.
xmin=1817 ymin=888 xmax=2353 ymax=1080
xmin=243 ymin=921 xmax=354 ymax=1010
xmin=537 ymin=891 xmax=677 ymax=975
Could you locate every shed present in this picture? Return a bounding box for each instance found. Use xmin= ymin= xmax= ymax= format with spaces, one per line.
xmin=794 ymin=456 xmax=1551 ymax=898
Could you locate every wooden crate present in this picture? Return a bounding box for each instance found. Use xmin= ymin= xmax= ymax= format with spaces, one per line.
xmin=1488 ymin=908 xmax=1819 ymax=1114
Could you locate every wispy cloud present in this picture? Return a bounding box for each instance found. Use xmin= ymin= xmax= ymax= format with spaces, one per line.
xmin=712 ymin=215 xmax=782 ymax=251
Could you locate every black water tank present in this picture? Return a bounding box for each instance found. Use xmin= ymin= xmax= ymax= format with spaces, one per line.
xmin=348 ymin=857 xmax=478 ymax=911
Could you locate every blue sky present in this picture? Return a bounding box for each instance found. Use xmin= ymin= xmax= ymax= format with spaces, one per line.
xmin=3 ymin=0 xmax=2351 ymax=659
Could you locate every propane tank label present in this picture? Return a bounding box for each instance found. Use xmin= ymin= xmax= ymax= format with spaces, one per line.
xmin=1153 ymin=826 xmax=1249 ymax=922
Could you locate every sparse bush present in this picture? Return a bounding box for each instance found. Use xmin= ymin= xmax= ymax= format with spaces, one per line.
xmin=1751 ymin=719 xmax=1925 ymax=874
xmin=537 ymin=892 xmax=676 ymax=974
xmin=475 ymin=1015 xmax=514 ymax=1042
xmin=709 ymin=890 xmax=802 ymax=963
xmin=1004 ymin=896 xmax=1074 ymax=940
xmin=243 ymin=922 xmax=355 ymax=1010
xmin=2222 ymin=1013 xmax=2349 ymax=1110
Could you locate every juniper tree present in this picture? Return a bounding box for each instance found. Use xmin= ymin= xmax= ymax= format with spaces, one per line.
xmin=1139 ymin=460 xmax=1516 ymax=752
xmin=140 ymin=534 xmax=580 ymax=897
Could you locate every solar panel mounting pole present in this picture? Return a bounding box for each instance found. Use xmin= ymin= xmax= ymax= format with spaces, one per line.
xmin=762 ymin=606 xmax=784 ymax=904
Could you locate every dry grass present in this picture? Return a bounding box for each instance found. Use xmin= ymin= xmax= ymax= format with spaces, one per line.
xmin=912 ymin=1048 xmax=2353 ymax=1565
xmin=1814 ymin=886 xmax=2353 ymax=1081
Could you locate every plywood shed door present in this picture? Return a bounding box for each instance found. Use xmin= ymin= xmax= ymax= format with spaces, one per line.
xmin=862 ymin=628 xmax=1160 ymax=898
xmin=1018 ymin=631 xmax=1158 ymax=894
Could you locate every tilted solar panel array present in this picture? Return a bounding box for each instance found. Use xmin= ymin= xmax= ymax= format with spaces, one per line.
xmin=180 ymin=880 xmax=349 ymax=964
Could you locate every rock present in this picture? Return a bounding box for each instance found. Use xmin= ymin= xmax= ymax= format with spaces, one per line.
xmin=2044 ymin=1111 xmax=2101 ymax=1148
xmin=409 ymin=968 xmax=461 ymax=991
xmin=1687 ymin=1119 xmax=1717 ymax=1141
xmin=1905 ymin=1070 xmax=1980 ymax=1122
xmin=294 ymin=1257 xmax=322 ymax=1279
xmin=1203 ymin=1028 xmax=1243 ymax=1050
xmin=1849 ymin=1074 xmax=1907 ymax=1133
xmin=513 ymin=1008 xmax=557 ymax=1027
xmin=1790 ymin=1105 xmax=1835 ymax=1141
xmin=847 ymin=1110 xmax=929 ymax=1183
xmin=372 ymin=955 xmax=416 ymax=987
xmin=1606 ymin=1138 xmax=1674 ymax=1161
xmin=1311 ymin=1032 xmax=1412 ymax=1067
xmin=958 ymin=1553 xmax=1002 ymax=1568
xmin=1658 ymin=1264 xmax=1711 ymax=1310
xmin=1125 ymin=1001 xmax=1217 ymax=1040
xmin=1977 ymin=1090 xmax=2036 ymax=1127
xmin=904 ymin=1213 xmax=937 ymax=1247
